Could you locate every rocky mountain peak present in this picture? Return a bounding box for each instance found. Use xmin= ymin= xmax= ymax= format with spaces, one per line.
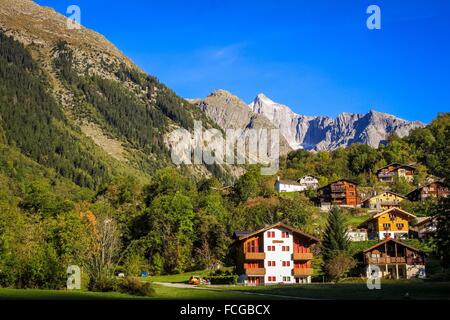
xmin=199 ymin=91 xmax=425 ymax=151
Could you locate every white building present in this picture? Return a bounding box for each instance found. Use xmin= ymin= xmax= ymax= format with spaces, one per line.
xmin=346 ymin=228 xmax=368 ymax=242
xmin=232 ymin=223 xmax=319 ymax=285
xmin=297 ymin=176 xmax=319 ymax=190
xmin=274 ymin=176 xmax=319 ymax=193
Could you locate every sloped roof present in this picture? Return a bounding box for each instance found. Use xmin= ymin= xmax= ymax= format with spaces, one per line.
xmin=413 ymin=216 xmax=435 ymax=228
xmin=233 ymin=231 xmax=250 ymax=239
xmin=362 ymin=238 xmax=423 ymax=254
xmin=317 ymin=179 xmax=358 ymax=190
xmin=406 ymin=180 xmax=446 ymax=197
xmin=358 ymin=207 xmax=417 ymax=228
xmin=362 ymin=191 xmax=406 ymax=203
xmin=277 ymin=179 xmax=303 ymax=186
xmin=232 ymin=222 xmax=320 ymax=244
xmin=376 ymin=163 xmax=416 ymax=173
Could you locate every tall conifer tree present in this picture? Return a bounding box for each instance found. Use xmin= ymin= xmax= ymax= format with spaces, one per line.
xmin=321 ymin=206 xmax=350 ymax=262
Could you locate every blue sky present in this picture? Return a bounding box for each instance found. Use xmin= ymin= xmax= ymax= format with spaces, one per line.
xmin=36 ymin=0 xmax=450 ymax=123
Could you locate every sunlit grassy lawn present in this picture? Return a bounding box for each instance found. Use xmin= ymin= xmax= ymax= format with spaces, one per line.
xmin=345 ymin=214 xmax=370 ymax=227
xmin=218 ymin=281 xmax=450 ymax=300
xmin=2 ymin=280 xmax=449 ymax=300
xmin=152 ymin=285 xmax=265 ymax=300
xmin=0 ymin=288 xmax=147 ymax=300
xmin=141 ymin=270 xmax=213 ymax=283
xmin=0 ymin=285 xmax=257 ymax=300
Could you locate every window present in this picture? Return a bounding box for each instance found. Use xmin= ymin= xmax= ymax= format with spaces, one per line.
xmin=283 ymin=276 xmax=291 ymax=282
xmin=396 ymin=223 xmax=404 ymax=229
xmin=267 ymin=246 xmax=275 ymax=252
xmin=267 ymin=231 xmax=276 ymax=238
xmin=268 ymin=276 xmax=276 ymax=282
xmin=281 ymin=231 xmax=289 ymax=238
xmin=246 ymin=239 xmax=257 ymax=253
xmin=282 ymin=261 xmax=291 ymax=267
xmin=383 ymin=223 xmax=391 ymax=229
xmin=268 ymin=261 xmax=276 ymax=267
xmin=282 ymin=246 xmax=290 ymax=252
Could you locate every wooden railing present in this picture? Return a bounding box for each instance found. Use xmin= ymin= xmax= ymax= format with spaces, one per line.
xmin=292 ymin=252 xmax=313 ymax=261
xmin=292 ymin=268 xmax=314 ymax=277
xmin=331 ymin=193 xmax=346 ymax=198
xmin=245 ymin=268 xmax=266 ymax=276
xmin=367 ymin=257 xmax=406 ymax=264
xmin=379 ymin=201 xmax=402 ymax=206
xmin=245 ymin=252 xmax=266 ymax=260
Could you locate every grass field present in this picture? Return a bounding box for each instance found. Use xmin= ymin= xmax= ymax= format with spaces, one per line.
xmin=218 ymin=281 xmax=450 ymax=300
xmin=141 ymin=270 xmax=212 ymax=283
xmin=345 ymin=214 xmax=370 ymax=227
xmin=1 ymin=280 xmax=449 ymax=300
xmin=0 ymin=288 xmax=148 ymax=300
xmin=0 ymin=285 xmax=258 ymax=300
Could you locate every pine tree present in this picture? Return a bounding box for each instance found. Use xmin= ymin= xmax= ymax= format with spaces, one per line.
xmin=321 ymin=206 xmax=350 ymax=262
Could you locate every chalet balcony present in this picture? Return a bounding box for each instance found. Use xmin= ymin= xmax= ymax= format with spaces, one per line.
xmin=245 ymin=268 xmax=266 ymax=276
xmin=330 ymin=187 xmax=345 ymax=193
xmin=292 ymin=268 xmax=314 ymax=277
xmin=331 ymin=193 xmax=346 ymax=198
xmin=367 ymin=257 xmax=406 ymax=264
xmin=245 ymin=252 xmax=266 ymax=260
xmin=378 ymin=172 xmax=394 ymax=178
xmin=292 ymin=252 xmax=314 ymax=261
xmin=379 ymin=201 xmax=401 ymax=206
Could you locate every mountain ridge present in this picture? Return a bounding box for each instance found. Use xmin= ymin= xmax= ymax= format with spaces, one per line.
xmin=193 ymin=90 xmax=425 ymax=151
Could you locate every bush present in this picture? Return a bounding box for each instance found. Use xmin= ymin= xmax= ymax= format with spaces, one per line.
xmin=324 ymin=252 xmax=357 ymax=282
xmin=208 ymin=275 xmax=238 ymax=285
xmin=88 ymin=277 xmax=117 ymax=292
xmin=116 ymin=277 xmax=155 ymax=296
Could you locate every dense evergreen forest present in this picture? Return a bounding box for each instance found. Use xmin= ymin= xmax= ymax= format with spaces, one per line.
xmin=0 ymin=30 xmax=449 ymax=290
xmin=0 ymin=32 xmax=109 ymax=189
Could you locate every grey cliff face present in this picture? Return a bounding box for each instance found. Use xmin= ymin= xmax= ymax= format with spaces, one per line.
xmin=191 ymin=90 xmax=292 ymax=156
xmin=197 ymin=92 xmax=425 ymax=151
xmin=248 ymin=94 xmax=424 ymax=150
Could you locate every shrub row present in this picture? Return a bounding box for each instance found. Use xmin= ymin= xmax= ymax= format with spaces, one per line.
xmin=89 ymin=277 xmax=155 ymax=297
xmin=208 ymin=275 xmax=238 ymax=285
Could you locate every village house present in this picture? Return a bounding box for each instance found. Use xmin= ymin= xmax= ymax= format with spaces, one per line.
xmin=362 ymin=191 xmax=406 ymax=211
xmin=411 ymin=216 xmax=437 ymax=239
xmin=346 ymin=228 xmax=368 ymax=242
xmin=358 ymin=207 xmax=417 ymax=240
xmin=376 ymin=163 xmax=416 ymax=183
xmin=317 ymin=179 xmax=361 ymax=209
xmin=356 ymin=239 xmax=426 ymax=279
xmin=297 ymin=176 xmax=319 ymax=190
xmin=406 ymin=180 xmax=449 ymax=201
xmin=274 ymin=176 xmax=319 ymax=193
xmin=274 ymin=177 xmax=305 ymax=193
xmin=231 ymin=223 xmax=319 ymax=285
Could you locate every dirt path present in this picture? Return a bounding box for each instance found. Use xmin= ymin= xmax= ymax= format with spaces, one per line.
xmin=152 ymin=282 xmax=320 ymax=300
